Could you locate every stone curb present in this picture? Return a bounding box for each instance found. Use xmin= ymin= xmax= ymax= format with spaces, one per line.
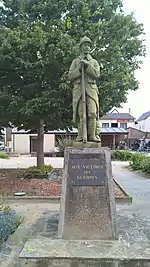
xmin=7 ymin=196 xmax=60 ymax=204
xmin=0 ymin=213 xmax=39 ymax=267
xmin=114 ymin=179 xmax=132 ymax=204
xmin=7 ymin=194 xmax=132 ymax=204
xmin=114 ymin=180 xmax=133 ymax=204
xmin=7 ymin=196 xmax=60 ymax=200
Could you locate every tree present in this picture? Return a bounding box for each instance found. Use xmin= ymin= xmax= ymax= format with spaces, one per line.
xmin=0 ymin=0 xmax=145 ymax=166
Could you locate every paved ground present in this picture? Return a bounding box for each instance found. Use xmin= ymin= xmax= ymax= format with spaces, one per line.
xmin=113 ymin=163 xmax=150 ymax=245
xmin=0 ymin=156 xmax=64 ymax=168
xmin=0 ymin=156 xmax=133 ymax=169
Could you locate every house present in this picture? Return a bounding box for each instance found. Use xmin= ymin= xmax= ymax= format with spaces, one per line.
xmin=9 ymin=127 xmax=128 ymax=154
xmin=99 ymin=109 xmax=135 ymax=129
xmin=136 ymin=111 xmax=150 ymax=132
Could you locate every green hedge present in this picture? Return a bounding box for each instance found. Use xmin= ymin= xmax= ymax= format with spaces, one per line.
xmin=111 ymin=150 xmax=150 ymax=175
xmin=0 ymin=153 xmax=9 ymax=159
xmin=23 ymin=165 xmax=53 ymax=179
xmin=130 ymin=154 xmax=150 ymax=174
xmin=111 ymin=150 xmax=132 ymax=161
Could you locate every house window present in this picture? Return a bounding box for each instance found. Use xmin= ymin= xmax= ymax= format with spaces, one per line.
xmin=111 ymin=123 xmax=118 ymax=128
xmin=120 ymin=123 xmax=127 ymax=129
xmin=102 ymin=123 xmax=109 ymax=128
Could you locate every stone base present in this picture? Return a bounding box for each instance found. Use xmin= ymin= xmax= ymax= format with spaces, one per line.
xmin=74 ymin=142 xmax=101 ymax=149
xmin=19 ymin=238 xmax=150 ymax=266
xmin=58 ymin=148 xmax=117 ymax=240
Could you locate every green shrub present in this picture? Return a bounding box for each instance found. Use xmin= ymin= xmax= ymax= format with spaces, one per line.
xmin=129 ymin=153 xmax=146 ymax=170
xmin=0 ymin=152 xmax=9 ymax=159
xmin=0 ymin=192 xmax=23 ymax=248
xmin=130 ymin=154 xmax=150 ymax=174
xmin=141 ymin=158 xmax=150 ymax=174
xmin=23 ymin=165 xmax=53 ymax=179
xmin=111 ymin=150 xmax=132 ymax=161
xmin=57 ymin=136 xmax=75 ymax=153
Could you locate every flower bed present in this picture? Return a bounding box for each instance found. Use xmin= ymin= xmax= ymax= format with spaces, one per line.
xmin=0 ymin=195 xmax=23 ymax=249
xmin=0 ymin=211 xmax=22 ymax=248
xmin=0 ymin=168 xmax=132 ymax=203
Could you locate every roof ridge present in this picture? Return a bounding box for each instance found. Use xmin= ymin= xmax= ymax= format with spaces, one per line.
xmin=137 ymin=111 xmax=150 ymax=122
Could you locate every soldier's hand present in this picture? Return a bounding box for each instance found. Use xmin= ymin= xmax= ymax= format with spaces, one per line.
xmin=80 ymin=60 xmax=88 ymax=68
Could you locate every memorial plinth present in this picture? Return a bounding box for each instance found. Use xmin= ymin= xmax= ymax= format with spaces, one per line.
xmin=58 ymin=147 xmax=117 ymax=240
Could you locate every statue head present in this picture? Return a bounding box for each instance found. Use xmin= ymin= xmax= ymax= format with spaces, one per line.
xmin=79 ymin=36 xmax=92 ymax=55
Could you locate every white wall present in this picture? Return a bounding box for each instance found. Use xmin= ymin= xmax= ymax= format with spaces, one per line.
xmin=136 ymin=116 xmax=150 ymax=132
xmin=12 ymin=133 xmax=55 ymax=154
xmin=13 ymin=134 xmax=30 ymax=153
xmin=44 ymin=134 xmax=55 ymax=152
xmin=99 ymin=119 xmax=135 ymax=129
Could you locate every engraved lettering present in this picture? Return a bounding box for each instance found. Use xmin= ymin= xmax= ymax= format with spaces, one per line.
xmin=84 ymin=170 xmax=90 ymax=175
xmin=83 ymin=165 xmax=89 ymax=169
xmin=69 ymin=157 xmax=105 ymax=186
xmin=72 ymin=165 xmax=80 ymax=169
xmin=83 ymin=165 xmax=102 ymax=169
xmin=77 ymin=175 xmax=98 ymax=180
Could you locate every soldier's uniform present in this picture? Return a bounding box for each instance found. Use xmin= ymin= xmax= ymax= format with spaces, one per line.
xmin=69 ymin=36 xmax=100 ymax=142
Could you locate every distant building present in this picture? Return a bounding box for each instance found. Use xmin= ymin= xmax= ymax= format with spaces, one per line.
xmin=100 ymin=109 xmax=135 ymax=129
xmin=136 ymin=111 xmax=150 ymax=132
xmin=8 ymin=109 xmax=134 ymax=154
xmin=9 ymin=128 xmax=128 ymax=154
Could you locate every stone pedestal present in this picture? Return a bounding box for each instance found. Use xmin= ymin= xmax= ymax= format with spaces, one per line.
xmin=58 ymin=147 xmax=117 ymax=240
xmin=74 ymin=142 xmax=101 ymax=149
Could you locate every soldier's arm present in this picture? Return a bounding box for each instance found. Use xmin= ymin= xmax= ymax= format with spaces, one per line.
xmin=68 ymin=59 xmax=81 ymax=82
xmin=85 ymin=60 xmax=100 ymax=79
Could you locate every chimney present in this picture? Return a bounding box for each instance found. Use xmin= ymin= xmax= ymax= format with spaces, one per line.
xmin=129 ymin=108 xmax=131 ymax=114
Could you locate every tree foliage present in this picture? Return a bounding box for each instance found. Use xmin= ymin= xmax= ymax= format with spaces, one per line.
xmin=0 ymin=0 xmax=145 ymax=129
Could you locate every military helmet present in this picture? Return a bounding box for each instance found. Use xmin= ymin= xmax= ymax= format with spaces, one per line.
xmin=79 ymin=36 xmax=92 ymax=47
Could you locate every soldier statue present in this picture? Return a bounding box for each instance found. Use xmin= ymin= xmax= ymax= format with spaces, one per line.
xmin=69 ymin=36 xmax=101 ymax=143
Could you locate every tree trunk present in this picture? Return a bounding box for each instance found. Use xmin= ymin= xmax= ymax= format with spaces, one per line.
xmin=37 ymin=119 xmax=44 ymax=168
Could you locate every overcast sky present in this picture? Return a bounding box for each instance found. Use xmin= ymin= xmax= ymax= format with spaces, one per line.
xmin=118 ymin=0 xmax=150 ymax=119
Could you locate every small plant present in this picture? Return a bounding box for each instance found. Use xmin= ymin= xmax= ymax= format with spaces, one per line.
xmin=111 ymin=150 xmax=132 ymax=161
xmin=0 ymin=212 xmax=23 ymax=245
xmin=56 ymin=136 xmax=75 ymax=153
xmin=130 ymin=154 xmax=150 ymax=174
xmin=0 ymin=193 xmax=23 ymax=248
xmin=141 ymin=158 xmax=150 ymax=174
xmin=0 ymin=152 xmax=9 ymax=159
xmin=23 ymin=164 xmax=53 ymax=179
xmin=129 ymin=153 xmax=146 ymax=170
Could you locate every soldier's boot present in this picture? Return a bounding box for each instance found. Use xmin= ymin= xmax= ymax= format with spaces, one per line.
xmin=88 ymin=118 xmax=101 ymax=142
xmin=95 ymin=120 xmax=101 ymax=143
xmin=76 ymin=118 xmax=83 ymax=142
